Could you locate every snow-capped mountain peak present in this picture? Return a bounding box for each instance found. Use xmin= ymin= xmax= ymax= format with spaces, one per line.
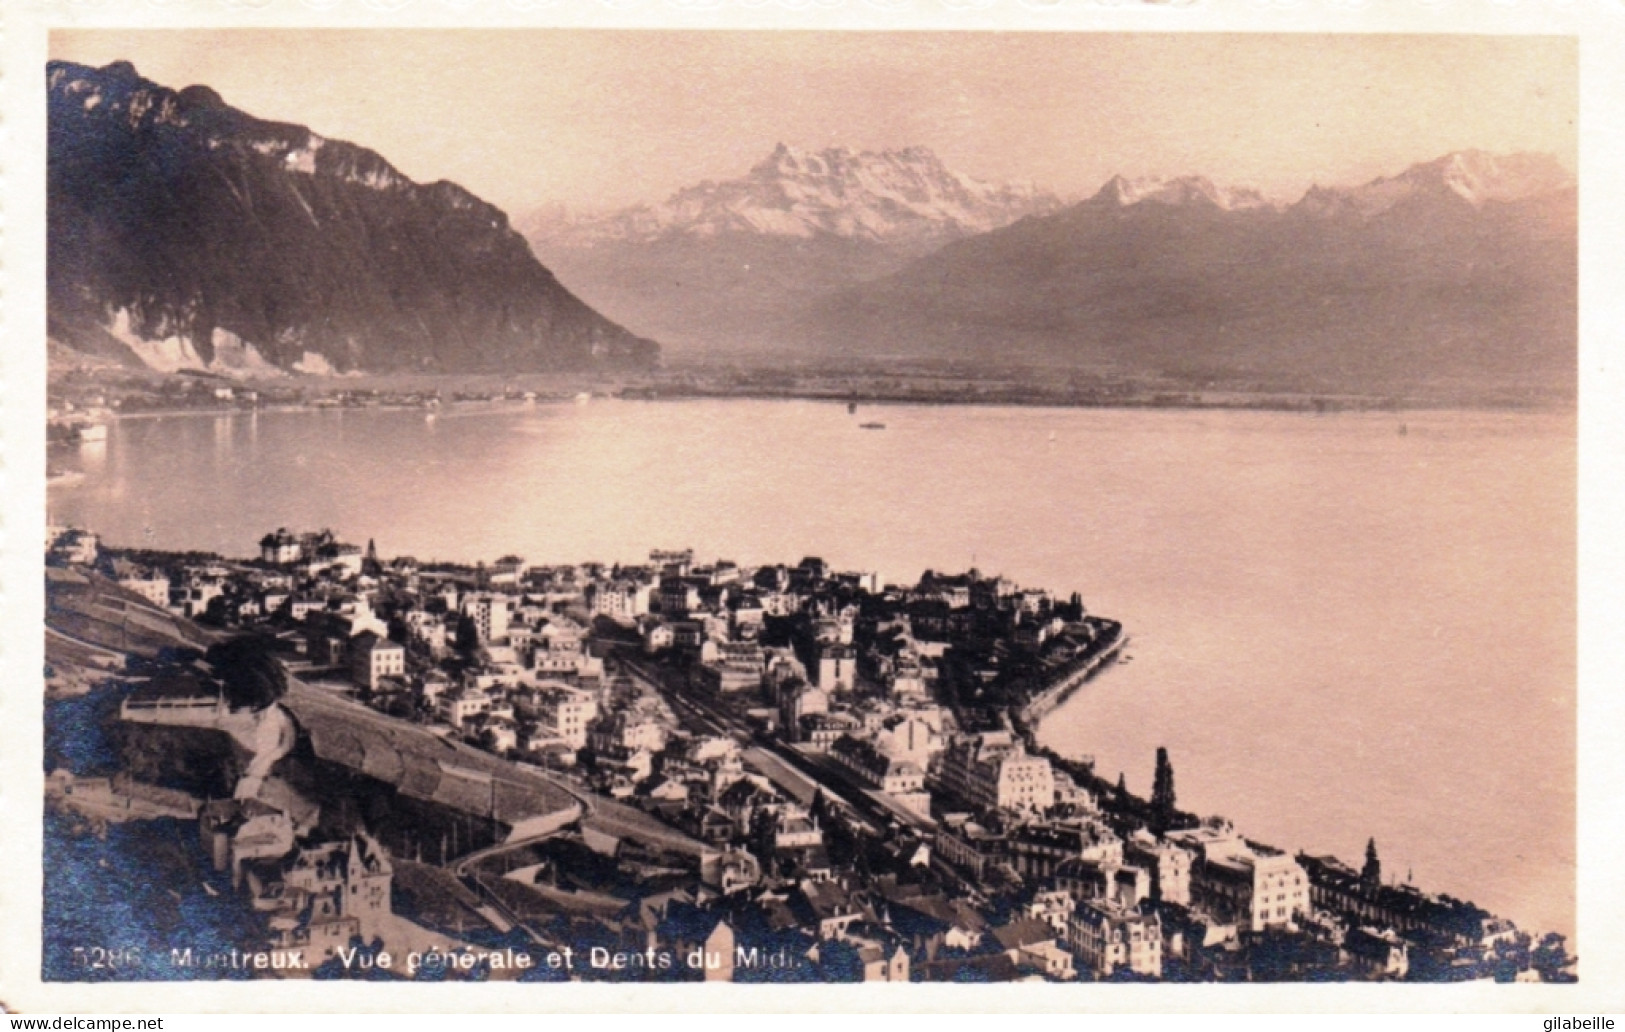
xmin=1298 ymin=150 xmax=1574 ymax=218
xmin=1089 ymin=174 xmax=1273 ymax=212
xmin=536 ymin=144 xmax=1062 ymax=250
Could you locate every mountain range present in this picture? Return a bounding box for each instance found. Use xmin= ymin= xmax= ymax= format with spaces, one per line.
xmin=48 ymin=60 xmax=656 ymax=376
xmin=531 ymin=143 xmax=1062 ymax=250
xmin=47 ymin=58 xmax=1574 ymax=400
xmin=805 ymin=151 xmax=1576 ymax=395
xmin=521 ymin=145 xmax=1061 ymax=354
xmin=527 ymin=148 xmax=1575 ymax=398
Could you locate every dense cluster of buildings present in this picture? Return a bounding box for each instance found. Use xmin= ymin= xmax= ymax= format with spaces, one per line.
xmin=201 ymin=793 xmax=397 ymax=961
xmin=48 ymin=526 xmax=1570 ymax=982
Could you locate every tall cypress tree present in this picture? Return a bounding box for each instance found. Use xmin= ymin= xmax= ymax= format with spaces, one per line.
xmin=1151 ymin=747 xmax=1177 ymax=831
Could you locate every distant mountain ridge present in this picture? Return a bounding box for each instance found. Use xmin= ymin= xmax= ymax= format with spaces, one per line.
xmin=804 ymin=150 xmax=1575 ymax=399
xmin=48 ymin=60 xmax=657 ymax=375
xmin=1296 ymin=150 xmax=1575 ymax=218
xmin=525 ymin=146 xmax=1575 ymax=396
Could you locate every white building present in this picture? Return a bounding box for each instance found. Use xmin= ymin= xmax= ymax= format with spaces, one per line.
xmin=528 ymin=682 xmax=598 ymax=749
xmin=349 ymin=632 xmax=406 ymax=691
xmin=439 ymin=688 xmax=492 ymax=729
xmin=461 ymin=593 xmax=513 ymax=645
xmin=814 ymin=644 xmax=857 ymax=692
xmin=937 ymin=732 xmax=1056 ymax=813
xmin=588 ymin=580 xmax=652 ymax=622
xmin=1169 ymin=823 xmax=1310 ymax=932
xmin=118 ymin=573 xmax=171 ymax=607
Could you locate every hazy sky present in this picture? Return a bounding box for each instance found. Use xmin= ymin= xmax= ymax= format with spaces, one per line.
xmin=50 ymin=31 xmax=1576 ymax=216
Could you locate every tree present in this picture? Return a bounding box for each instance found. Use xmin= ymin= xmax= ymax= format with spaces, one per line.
xmin=453 ymin=613 xmax=481 ymax=654
xmin=1151 ymin=749 xmax=1173 ymax=804
xmin=1149 ymin=747 xmax=1177 ymax=833
xmin=1531 ymin=932 xmax=1578 ymax=982
xmin=1361 ymin=837 xmax=1381 ymax=888
xmin=206 ymin=635 xmax=287 ymax=710
xmin=809 ymin=787 xmax=829 ymax=825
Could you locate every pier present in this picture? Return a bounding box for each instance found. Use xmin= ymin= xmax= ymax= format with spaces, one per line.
xmin=1018 ymin=626 xmax=1128 ymax=725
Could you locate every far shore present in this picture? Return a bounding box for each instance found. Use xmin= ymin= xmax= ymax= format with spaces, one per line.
xmin=48 ymin=365 xmax=1576 ymax=423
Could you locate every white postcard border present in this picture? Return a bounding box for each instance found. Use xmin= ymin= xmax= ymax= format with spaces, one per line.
xmin=3 ymin=0 xmax=1622 ymax=1014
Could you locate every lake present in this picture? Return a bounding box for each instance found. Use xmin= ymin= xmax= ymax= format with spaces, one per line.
xmin=47 ymin=399 xmax=1576 ymax=938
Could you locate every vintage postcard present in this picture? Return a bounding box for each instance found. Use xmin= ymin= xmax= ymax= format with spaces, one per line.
xmin=3 ymin=0 xmax=1622 ymax=1015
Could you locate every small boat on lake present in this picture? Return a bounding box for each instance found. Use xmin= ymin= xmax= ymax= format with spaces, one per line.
xmin=859 ymin=422 xmax=886 ymax=430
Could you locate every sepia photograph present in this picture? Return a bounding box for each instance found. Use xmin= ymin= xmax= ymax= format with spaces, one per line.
xmin=16 ymin=21 xmax=1602 ymax=1005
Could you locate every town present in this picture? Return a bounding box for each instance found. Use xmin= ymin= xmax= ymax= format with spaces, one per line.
xmin=43 ymin=524 xmax=1577 ymax=983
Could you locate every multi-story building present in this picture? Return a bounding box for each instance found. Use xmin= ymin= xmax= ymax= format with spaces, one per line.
xmin=650 ymin=549 xmax=694 ymax=577
xmin=815 ymin=644 xmax=857 ymax=692
xmin=401 ymin=610 xmax=449 ymax=655
xmin=1055 ymin=859 xmax=1151 ymax=910
xmin=438 ymin=687 xmax=492 ymax=729
xmin=729 ymin=595 xmax=765 ymax=638
xmin=801 ymin=712 xmax=861 ymax=752
xmin=590 ymin=712 xmax=669 ymax=756
xmin=696 ymin=641 xmax=766 ymax=694
xmin=289 ymin=594 xmax=327 ymax=621
xmin=1066 ymin=900 xmax=1162 ymax=979
xmin=117 ymin=572 xmax=171 ymax=607
xmin=1344 ymin=926 xmax=1410 ymax=978
xmin=278 ymin=833 xmax=394 ymax=946
xmin=778 ymin=683 xmax=828 ymax=742
xmin=169 ymin=579 xmax=223 ymax=619
xmin=933 ymin=817 xmax=1006 ymax=881
xmin=349 ymin=631 xmax=406 ymax=691
xmin=587 ymin=579 xmax=652 ymax=622
xmin=700 ymin=849 xmax=761 ymax=896
xmin=461 ymin=593 xmax=513 ymax=645
xmin=1007 ymin=819 xmax=1123 ymax=879
xmin=1170 ymin=824 xmax=1309 ymax=932
xmin=875 ymin=714 xmax=944 ymax=767
xmin=259 ymin=528 xmax=303 ymax=564
xmin=857 ymin=943 xmax=911 ymax=982
xmin=829 ymin=734 xmax=930 ymax=816
xmin=937 ymin=732 xmax=1056 ymax=814
xmin=1125 ymin=830 xmax=1194 ymax=906
xmin=528 ymin=682 xmax=598 ymax=749
xmin=1294 ymin=852 xmax=1499 ymax=943
xmin=658 ymin=578 xmax=701 ymax=617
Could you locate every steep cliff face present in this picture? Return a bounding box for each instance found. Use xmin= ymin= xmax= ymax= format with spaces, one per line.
xmin=48 ymin=60 xmax=657 ymax=374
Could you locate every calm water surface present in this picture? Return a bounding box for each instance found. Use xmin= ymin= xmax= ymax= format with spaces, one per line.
xmin=49 ymin=400 xmax=1575 ymax=937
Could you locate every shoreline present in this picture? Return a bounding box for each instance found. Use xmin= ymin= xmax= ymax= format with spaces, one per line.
xmin=1016 ymin=626 xmax=1129 ymax=727
xmin=48 ymin=392 xmax=1576 ymax=427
